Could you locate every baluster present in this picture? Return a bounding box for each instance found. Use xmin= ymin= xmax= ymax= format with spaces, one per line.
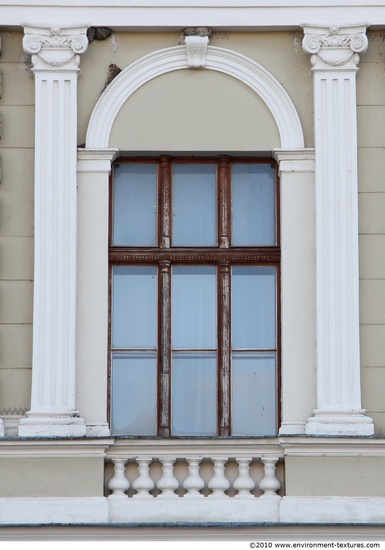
xmin=234 ymin=457 xmax=255 ymax=498
xmin=259 ymin=456 xmax=281 ymax=498
xmin=158 ymin=457 xmax=179 ymax=498
xmin=183 ymin=457 xmax=204 ymax=498
xmin=108 ymin=458 xmax=129 ymax=499
xmin=208 ymin=457 xmax=230 ymax=498
xmin=132 ymin=457 xmax=155 ymax=499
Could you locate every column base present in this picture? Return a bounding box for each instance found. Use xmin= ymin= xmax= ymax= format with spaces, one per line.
xmin=306 ymin=409 xmax=374 ymax=436
xmin=86 ymin=423 xmax=111 ymax=437
xmin=279 ymin=422 xmax=306 ymax=435
xmin=18 ymin=412 xmax=86 ymax=437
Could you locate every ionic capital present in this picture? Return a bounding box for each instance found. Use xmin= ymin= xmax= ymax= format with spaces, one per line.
xmin=23 ymin=24 xmax=89 ymax=71
xmin=302 ymin=24 xmax=368 ymax=70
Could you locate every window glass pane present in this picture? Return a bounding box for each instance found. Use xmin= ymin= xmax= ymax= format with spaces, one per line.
xmin=113 ymin=163 xmax=157 ymax=246
xmin=232 ymin=266 xmax=276 ymax=349
xmin=232 ymin=353 xmax=276 ymax=436
xmin=112 ymin=266 xmax=157 ymax=348
xmin=172 ymin=266 xmax=216 ymax=349
xmin=111 ymin=353 xmax=157 ymax=435
xmin=172 ymin=352 xmax=216 ymax=435
xmin=172 ymin=164 xmax=216 ymax=246
xmin=232 ymin=163 xmax=275 ymax=246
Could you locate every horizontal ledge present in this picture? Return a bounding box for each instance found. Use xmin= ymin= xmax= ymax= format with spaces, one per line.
xmin=2 ymin=496 xmax=385 ymax=526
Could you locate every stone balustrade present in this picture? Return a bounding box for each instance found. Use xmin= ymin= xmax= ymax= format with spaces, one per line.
xmin=105 ymin=439 xmax=284 ymax=524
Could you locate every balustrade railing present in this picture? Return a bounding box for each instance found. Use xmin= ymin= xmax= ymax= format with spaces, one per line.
xmin=105 ymin=440 xmax=284 ymax=501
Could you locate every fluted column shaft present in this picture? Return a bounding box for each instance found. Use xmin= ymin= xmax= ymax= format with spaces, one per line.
xmin=303 ymin=24 xmax=373 ymax=435
xmin=19 ymin=25 xmax=88 ymax=436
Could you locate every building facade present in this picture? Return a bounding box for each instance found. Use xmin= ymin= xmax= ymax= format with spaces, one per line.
xmin=0 ymin=0 xmax=385 ymax=539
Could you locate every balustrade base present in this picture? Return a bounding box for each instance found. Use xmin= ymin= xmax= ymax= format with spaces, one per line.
xmin=1 ymin=496 xmax=385 ymax=526
xmin=108 ymin=496 xmax=281 ymax=523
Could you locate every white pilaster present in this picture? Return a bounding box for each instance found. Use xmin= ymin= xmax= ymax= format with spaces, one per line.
xmin=273 ymin=149 xmax=315 ymax=436
xmin=302 ymin=24 xmax=373 ymax=435
xmin=77 ymin=148 xmax=118 ymax=437
xmin=19 ymin=25 xmax=89 ymax=437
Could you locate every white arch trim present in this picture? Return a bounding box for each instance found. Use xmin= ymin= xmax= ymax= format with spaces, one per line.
xmin=85 ymin=45 xmax=304 ymax=150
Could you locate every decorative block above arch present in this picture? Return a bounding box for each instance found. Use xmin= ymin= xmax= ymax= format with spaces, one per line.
xmin=85 ymin=45 xmax=304 ymax=150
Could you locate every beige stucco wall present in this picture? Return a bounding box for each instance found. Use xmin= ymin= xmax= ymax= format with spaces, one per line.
xmin=0 ymin=457 xmax=104 ymax=497
xmin=285 ymin=456 xmax=385 ymax=497
xmin=109 ymin=69 xmax=280 ymax=153
xmin=0 ymin=32 xmax=34 ymax=417
xmin=357 ymin=31 xmax=385 ymax=433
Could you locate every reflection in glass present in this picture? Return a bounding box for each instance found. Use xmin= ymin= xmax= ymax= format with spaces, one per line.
xmin=232 ymin=163 xmax=275 ymax=246
xmin=172 ymin=266 xmax=216 ymax=349
xmin=172 ymin=352 xmax=216 ymax=435
xmin=232 ymin=353 xmax=276 ymax=436
xmin=112 ymin=266 xmax=157 ymax=349
xmin=173 ymin=164 xmax=216 ymax=246
xmin=113 ymin=163 xmax=157 ymax=246
xmin=232 ymin=266 xmax=276 ymax=349
xmin=111 ymin=353 xmax=157 ymax=435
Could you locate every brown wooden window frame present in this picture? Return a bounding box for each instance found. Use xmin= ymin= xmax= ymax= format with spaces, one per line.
xmin=109 ymin=155 xmax=281 ymax=437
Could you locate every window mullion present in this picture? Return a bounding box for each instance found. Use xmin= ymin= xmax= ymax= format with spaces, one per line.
xmin=218 ymin=156 xmax=231 ymax=249
xmin=158 ymin=260 xmax=171 ymax=436
xmin=159 ymin=156 xmax=171 ymax=248
xmin=218 ymin=261 xmax=231 ymax=436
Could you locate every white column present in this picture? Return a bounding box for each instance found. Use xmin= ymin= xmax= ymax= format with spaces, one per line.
xmin=19 ymin=25 xmax=88 ymax=436
xmin=302 ymin=24 xmax=374 ymax=435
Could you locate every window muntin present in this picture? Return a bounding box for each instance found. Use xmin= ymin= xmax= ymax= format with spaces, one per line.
xmin=110 ymin=157 xmax=279 ymax=437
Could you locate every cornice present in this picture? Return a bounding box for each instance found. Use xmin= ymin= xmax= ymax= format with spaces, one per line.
xmin=0 ymin=4 xmax=385 ymax=31
xmin=279 ymin=436 xmax=385 ymax=457
xmin=0 ymin=436 xmax=385 ymax=459
xmin=77 ymin=148 xmax=119 ymax=173
xmin=0 ymin=438 xmax=111 ymax=458
xmin=273 ymin=148 xmax=315 ymax=173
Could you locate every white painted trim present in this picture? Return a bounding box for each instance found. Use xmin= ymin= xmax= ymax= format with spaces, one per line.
xmin=0 ymin=498 xmax=109 ymax=525
xmin=86 ymin=424 xmax=111 ymax=437
xmin=273 ymin=148 xmax=315 ymax=173
xmin=1 ymin=495 xmax=385 ymax=525
xmin=77 ymin=148 xmax=119 ymax=172
xmin=0 ymin=3 xmax=384 ymax=31
xmin=0 ymin=439 xmax=110 ymax=458
xmin=8 ymin=1 xmax=385 ymax=7
xmin=86 ymin=45 xmax=304 ymax=150
xmin=280 ymin=496 xmax=385 ymax=524
xmin=76 ymin=149 xmax=118 ymax=433
xmin=278 ymin=422 xmax=307 ymax=435
xmin=279 ymin=436 xmax=385 ymax=457
xmin=108 ymin=497 xmax=281 ymax=524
